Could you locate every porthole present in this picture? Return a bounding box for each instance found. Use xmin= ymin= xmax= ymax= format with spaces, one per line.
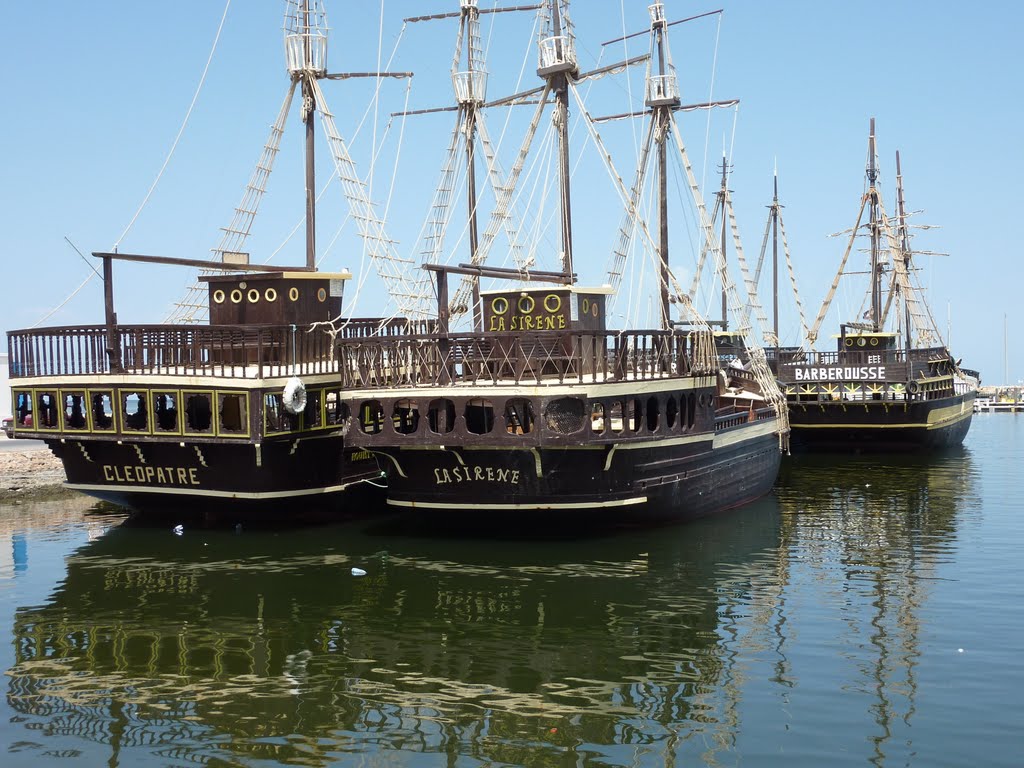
xmin=247 ymin=288 xmax=260 ymax=303
xmin=317 ymin=287 xmax=327 ymax=302
xmin=213 ymin=289 xmax=226 ymax=304
xmin=491 ymin=296 xmax=509 ymax=315
xmin=857 ymin=337 xmax=867 ymax=347
xmin=265 ymin=287 xmax=278 ymax=302
xmin=289 ymin=287 xmax=300 ymax=302
xmin=230 ymin=289 xmax=243 ymax=304
xmin=870 ymin=337 xmax=879 ymax=346
xmin=517 ymin=294 xmax=535 ymax=314
xmin=543 ymin=293 xmax=561 ymax=313
xmin=845 ymin=337 xmax=854 ymax=347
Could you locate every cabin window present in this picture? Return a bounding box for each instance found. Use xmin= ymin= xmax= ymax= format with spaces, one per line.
xmin=545 ymin=397 xmax=586 ymax=435
xmin=184 ymin=393 xmax=214 ymax=434
xmin=665 ymin=395 xmax=678 ymax=430
xmin=154 ymin=392 xmax=180 ymax=433
xmin=90 ymin=391 xmax=114 ymax=431
xmin=590 ymin=402 xmax=605 ymax=434
xmin=61 ymin=392 xmax=87 ymax=430
xmin=359 ymin=400 xmax=385 ymax=435
xmin=121 ymin=391 xmax=149 ymax=432
xmin=393 ymin=399 xmax=420 ymax=435
xmin=35 ymin=392 xmax=59 ymax=429
xmin=264 ymin=393 xmax=297 ymax=434
xmin=427 ymin=399 xmax=455 ymax=434
xmin=325 ymin=391 xmax=348 ymax=426
xmin=218 ymin=393 xmax=248 ymax=435
xmin=465 ymin=398 xmax=495 ymax=435
xmin=14 ymin=391 xmax=33 ymax=429
xmin=504 ymin=398 xmax=534 ymax=435
xmin=304 ymin=389 xmax=323 ymax=429
xmin=646 ymin=396 xmax=660 ymax=432
xmin=607 ymin=401 xmax=624 ymax=434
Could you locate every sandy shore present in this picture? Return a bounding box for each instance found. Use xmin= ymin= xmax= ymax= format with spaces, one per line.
xmin=0 ymin=441 xmax=71 ymax=498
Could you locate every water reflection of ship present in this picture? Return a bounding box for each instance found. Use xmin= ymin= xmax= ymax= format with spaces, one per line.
xmin=774 ymin=449 xmax=978 ymax=764
xmin=8 ymin=505 xmax=782 ymax=764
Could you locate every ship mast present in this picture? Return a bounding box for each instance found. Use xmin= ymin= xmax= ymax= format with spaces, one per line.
xmin=647 ymin=3 xmax=680 ymax=330
xmin=770 ymin=171 xmax=780 ymax=354
xmin=285 ymin=0 xmax=329 ymax=270
xmin=537 ymin=0 xmax=579 ymax=280
xmin=867 ymin=117 xmax=882 ymax=332
xmin=717 ymin=154 xmax=730 ymax=331
xmin=895 ymin=150 xmax=913 ymax=353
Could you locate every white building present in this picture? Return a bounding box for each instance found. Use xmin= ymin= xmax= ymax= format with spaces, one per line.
xmin=0 ymin=352 xmax=10 ymax=420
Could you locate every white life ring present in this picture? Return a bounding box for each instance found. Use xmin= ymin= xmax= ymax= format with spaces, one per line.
xmin=282 ymin=376 xmax=307 ymax=415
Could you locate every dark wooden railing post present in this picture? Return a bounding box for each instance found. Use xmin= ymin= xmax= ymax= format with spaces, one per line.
xmin=103 ymin=255 xmax=122 ymax=373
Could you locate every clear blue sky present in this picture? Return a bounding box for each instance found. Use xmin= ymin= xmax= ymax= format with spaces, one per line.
xmin=2 ymin=1 xmax=1021 ymax=384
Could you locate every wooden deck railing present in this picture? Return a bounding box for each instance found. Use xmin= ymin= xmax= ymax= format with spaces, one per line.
xmin=7 ymin=319 xmax=408 ymax=380
xmin=337 ymin=330 xmax=701 ymax=388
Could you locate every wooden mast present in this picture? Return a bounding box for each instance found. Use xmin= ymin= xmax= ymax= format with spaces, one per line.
xmin=772 ymin=171 xmax=780 ymax=355
xmin=718 ymin=155 xmax=729 ymax=330
xmin=895 ymin=150 xmax=913 ymax=353
xmin=652 ymin=8 xmax=672 ymax=330
xmin=546 ymin=0 xmax=576 ymax=280
xmin=462 ymin=2 xmax=483 ymax=329
xmin=867 ymin=117 xmax=881 ymax=332
xmin=301 ymin=0 xmax=317 ymax=270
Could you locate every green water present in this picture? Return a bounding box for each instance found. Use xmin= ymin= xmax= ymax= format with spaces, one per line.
xmin=1 ymin=415 xmax=1020 ymax=766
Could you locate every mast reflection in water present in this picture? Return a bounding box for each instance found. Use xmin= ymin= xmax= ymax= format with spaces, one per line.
xmin=2 ymin=446 xmax=990 ymax=766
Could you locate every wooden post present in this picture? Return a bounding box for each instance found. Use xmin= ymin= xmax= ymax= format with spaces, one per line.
xmin=103 ymin=255 xmax=122 ymax=373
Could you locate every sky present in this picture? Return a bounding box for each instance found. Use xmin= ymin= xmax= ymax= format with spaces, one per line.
xmin=2 ymin=1 xmax=1022 ymax=385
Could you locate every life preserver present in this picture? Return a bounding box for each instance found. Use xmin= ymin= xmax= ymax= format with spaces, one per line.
xmin=282 ymin=376 xmax=307 ymax=415
xmin=907 ymin=380 xmax=920 ymax=394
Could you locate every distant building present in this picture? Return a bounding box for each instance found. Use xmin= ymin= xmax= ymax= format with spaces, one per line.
xmin=1 ymin=352 xmax=10 ymax=419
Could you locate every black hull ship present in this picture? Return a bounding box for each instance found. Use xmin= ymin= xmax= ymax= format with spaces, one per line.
xmin=776 ymin=120 xmax=978 ymax=452
xmin=329 ymin=1 xmax=788 ymax=524
xmin=5 ymin=1 xmax=403 ymax=520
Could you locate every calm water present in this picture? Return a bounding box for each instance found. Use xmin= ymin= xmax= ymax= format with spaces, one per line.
xmin=0 ymin=416 xmax=1021 ymax=767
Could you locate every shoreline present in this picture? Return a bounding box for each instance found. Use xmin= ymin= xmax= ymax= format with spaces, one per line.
xmin=0 ymin=441 xmax=75 ymax=501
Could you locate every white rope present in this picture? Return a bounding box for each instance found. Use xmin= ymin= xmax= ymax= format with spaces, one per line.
xmin=114 ymin=0 xmax=231 ymax=250
xmin=30 ymin=273 xmax=96 ymax=328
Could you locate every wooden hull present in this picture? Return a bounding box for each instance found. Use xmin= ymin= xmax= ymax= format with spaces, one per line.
xmin=46 ymin=436 xmax=385 ymax=522
xmin=787 ymin=391 xmax=975 ymax=452
xmin=372 ymin=417 xmax=782 ymax=527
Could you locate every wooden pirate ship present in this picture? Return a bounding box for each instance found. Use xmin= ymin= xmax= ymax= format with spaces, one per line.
xmin=330 ymin=0 xmax=789 ymax=523
xmin=5 ymin=1 xmax=408 ymax=519
xmin=775 ymin=119 xmax=979 ymax=451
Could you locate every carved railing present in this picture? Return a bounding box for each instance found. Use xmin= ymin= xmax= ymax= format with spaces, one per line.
xmin=337 ymin=331 xmax=698 ymax=388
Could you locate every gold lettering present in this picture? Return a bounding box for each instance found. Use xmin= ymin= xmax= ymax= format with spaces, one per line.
xmin=486 ymin=467 xmax=495 ymax=481
xmin=434 ymin=467 xmax=444 ymax=484
xmin=145 ymin=466 xmax=156 ymax=483
xmin=177 ymin=468 xmax=188 ymax=484
xmin=474 ymin=466 xmax=485 ymax=480
xmin=189 ymin=468 xmax=199 ymax=485
xmin=156 ymin=468 xmax=167 ymax=483
xmin=557 ymin=315 xmax=566 ymax=329
xmin=511 ymin=470 xmax=520 ymax=483
xmin=103 ymin=465 xmax=114 ymax=481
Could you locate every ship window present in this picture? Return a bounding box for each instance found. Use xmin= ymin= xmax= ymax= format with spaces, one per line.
xmin=607 ymin=401 xmax=624 ymax=433
xmin=218 ymin=393 xmax=248 ymax=434
xmin=121 ymin=391 xmax=149 ymax=432
xmin=666 ymin=395 xmax=678 ymax=429
xmin=90 ymin=391 xmax=114 ymax=431
xmin=154 ymin=392 xmax=180 ymax=432
xmin=360 ymin=400 xmax=385 ymax=435
xmin=62 ymin=392 xmax=87 ymax=430
xmin=591 ymin=402 xmax=605 ymax=433
xmin=646 ymin=396 xmax=660 ymax=432
xmin=428 ymin=399 xmax=455 ymax=434
xmin=184 ymin=393 xmax=214 ymax=433
xmin=14 ymin=391 xmax=33 ymax=428
xmin=36 ymin=391 xmax=59 ymax=429
xmin=465 ymin=398 xmax=495 ymax=435
xmin=545 ymin=397 xmax=586 ymax=435
xmin=629 ymin=398 xmax=643 ymax=432
xmin=304 ymin=389 xmax=323 ymax=429
xmin=505 ymin=398 xmax=534 ymax=435
xmin=264 ymin=393 xmax=296 ymax=434
xmin=393 ymin=399 xmax=420 ymax=435
xmin=325 ymin=390 xmax=348 ymax=426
